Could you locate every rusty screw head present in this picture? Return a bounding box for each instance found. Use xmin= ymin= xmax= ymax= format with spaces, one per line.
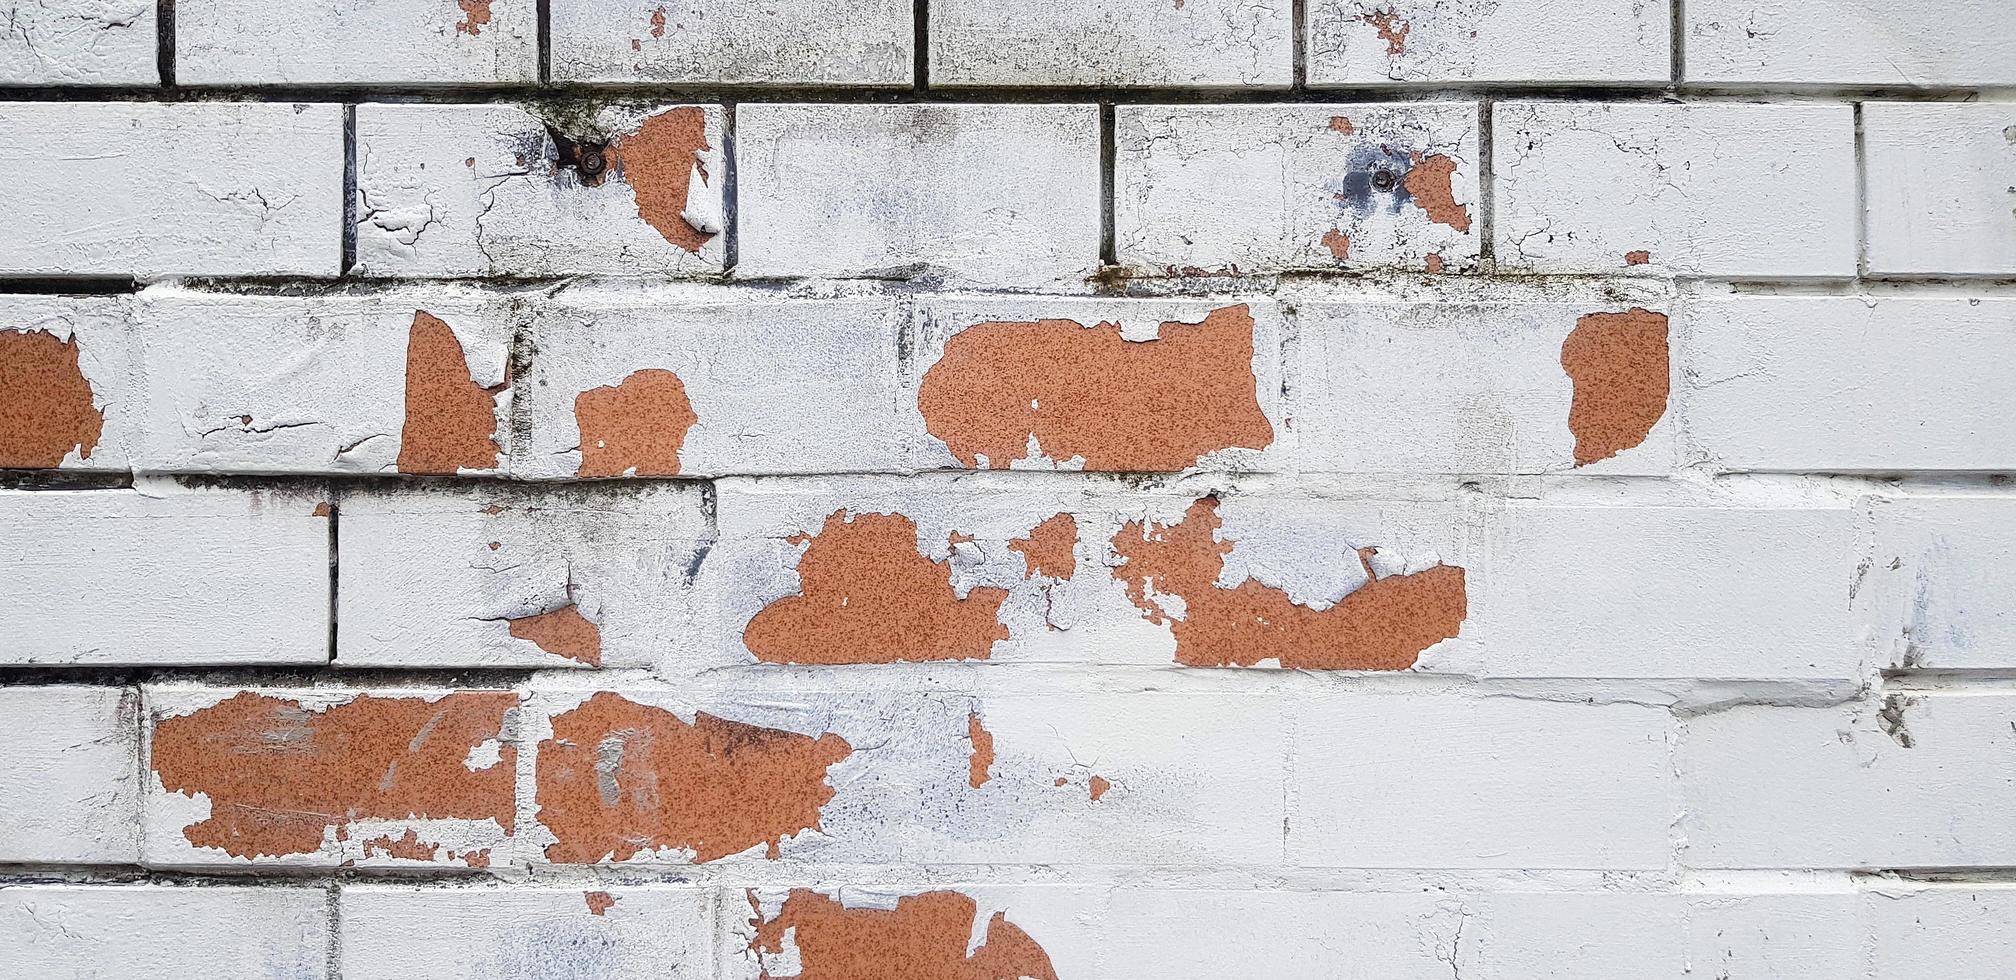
xmin=579 ymin=150 xmax=607 ymax=176
xmin=1372 ymin=169 xmax=1396 ymax=191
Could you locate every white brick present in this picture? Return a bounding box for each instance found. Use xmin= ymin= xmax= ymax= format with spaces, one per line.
xmin=0 ymin=687 xmax=139 ymax=864
xmin=342 ymin=885 xmax=712 ymax=979
xmin=1289 ymin=695 xmax=1676 ymax=869
xmin=1863 ymin=497 xmax=2016 ymax=670
xmin=0 ymin=1 xmax=155 ymax=84
xmin=734 ymin=104 xmax=1101 ymax=287
xmin=551 ymin=0 xmax=911 ymax=84
xmin=1869 ymin=887 xmax=2016 ymax=978
xmin=1467 ymin=892 xmax=1864 ymax=979
xmin=0 ymin=886 xmax=327 ymax=979
xmin=0 ymin=102 xmax=342 ymax=278
xmin=1117 ymin=104 xmax=1479 ymax=275
xmin=1477 ymin=504 xmax=1855 ymax=680
xmin=337 ymin=483 xmax=707 ymax=669
xmin=1069 ymin=889 xmax=1460 ymax=978
xmin=143 ymin=687 xmax=519 ymax=870
xmin=1864 ymin=103 xmax=2016 ymax=277
xmin=929 ymin=0 xmax=1292 ymax=87
xmin=0 ymin=487 xmax=330 ymax=666
xmin=1290 ymin=292 xmax=1677 ymax=474
xmin=355 ymin=102 xmax=725 ymax=278
xmin=515 ymin=286 xmax=910 ymax=478
xmin=523 ymin=689 xmax=1286 ymax=867
xmin=0 ymin=294 xmax=136 ymax=472
xmin=1686 ymin=295 xmax=2016 ymax=472
xmin=131 ymin=287 xmax=513 ymax=476
xmin=1308 ymin=0 xmax=1670 ymax=84
xmin=1683 ymin=695 xmax=2016 ymax=868
xmin=1493 ymin=102 xmax=1856 ymax=277
xmin=1687 ymin=0 xmax=2016 ymax=86
xmin=911 ymin=295 xmax=1285 ymax=472
xmin=177 ymin=0 xmax=535 ymax=84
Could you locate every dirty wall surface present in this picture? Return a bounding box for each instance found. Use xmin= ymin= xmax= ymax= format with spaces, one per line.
xmin=3 ymin=0 xmax=2016 ymax=977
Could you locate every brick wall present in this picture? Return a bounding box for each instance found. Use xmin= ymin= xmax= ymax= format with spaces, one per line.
xmin=2 ymin=2 xmax=2014 ymax=977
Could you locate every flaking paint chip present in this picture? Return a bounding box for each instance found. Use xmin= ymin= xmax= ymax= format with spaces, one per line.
xmin=573 ymin=368 xmax=697 ymax=477
xmin=1560 ymin=308 xmax=1671 ymax=466
xmin=749 ymin=889 xmax=1059 ymax=980
xmin=0 ymin=329 xmax=104 ymax=469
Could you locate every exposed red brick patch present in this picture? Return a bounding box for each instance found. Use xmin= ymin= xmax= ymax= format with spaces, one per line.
xmin=1625 ymin=250 xmax=1652 ymax=266
xmin=967 ymin=711 xmax=995 ymax=789
xmin=1328 ymin=115 xmax=1355 ymax=136
xmin=1111 ymin=497 xmax=1467 ymax=670
xmin=508 ymin=604 xmax=602 ymax=666
xmin=749 ymin=889 xmax=1059 ymax=980
xmin=150 ymin=692 xmax=517 ymax=859
xmin=1008 ymin=513 xmax=1077 ymax=581
xmin=397 ymin=311 xmax=504 ymax=475
xmin=614 ymin=107 xmax=715 ymax=253
xmin=362 ymin=829 xmax=437 ymax=861
xmin=312 ymin=502 xmax=333 ymax=517
xmin=585 ymin=891 xmax=618 ymax=916
xmin=1364 ymin=8 xmax=1411 ymax=54
xmin=1322 ymin=228 xmax=1352 ymax=261
xmin=1404 ymin=154 xmax=1472 ymax=233
xmin=743 ymin=511 xmax=1009 ymax=664
xmin=1053 ymin=777 xmax=1067 ymax=786
xmin=537 ymin=692 xmax=852 ymax=863
xmin=0 ymin=329 xmax=103 ymax=469
xmin=573 ymin=368 xmax=696 ymax=477
xmin=1561 ymin=308 xmax=1670 ymax=466
xmin=1089 ymin=775 xmax=1111 ymax=801
xmin=455 ymin=0 xmax=491 ymax=36
xmin=1424 ymin=253 xmax=1445 ymax=273
xmin=917 ymin=304 xmax=1273 ymax=471
xmin=649 ymin=6 xmax=667 ymax=37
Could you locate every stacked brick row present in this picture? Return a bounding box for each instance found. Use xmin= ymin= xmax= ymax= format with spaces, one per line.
xmin=4 ymin=0 xmax=2015 ymax=977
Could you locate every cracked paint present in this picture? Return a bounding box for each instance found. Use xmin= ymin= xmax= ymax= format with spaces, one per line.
xmin=1112 ymin=497 xmax=1468 ymax=669
xmin=397 ymin=311 xmax=504 ymax=475
xmin=1561 ymin=308 xmax=1670 ymax=466
xmin=1363 ymin=7 xmax=1410 ymax=54
xmin=150 ymin=692 xmax=518 ymax=859
xmin=967 ymin=711 xmax=995 ymax=789
xmin=0 ymin=329 xmax=103 ymax=469
xmin=743 ymin=511 xmax=1010 ymax=664
xmin=536 ymin=693 xmax=852 ymax=863
xmin=573 ymin=368 xmax=697 ymax=477
xmin=508 ymin=604 xmax=602 ymax=666
xmin=918 ymin=304 xmax=1273 ymax=471
xmin=614 ymin=106 xmax=716 ymax=253
xmin=749 ymin=889 xmax=1059 ymax=980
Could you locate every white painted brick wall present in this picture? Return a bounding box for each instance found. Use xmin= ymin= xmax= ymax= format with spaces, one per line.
xmin=1494 ymin=102 xmax=1858 ymax=277
xmin=1117 ymin=103 xmax=1481 ymax=275
xmin=1307 ymin=0 xmax=1671 ymax=84
xmin=0 ymin=686 xmax=139 ymax=864
xmin=1868 ymin=887 xmax=2016 ymax=977
xmin=0 ymin=102 xmax=342 ymax=278
xmin=1862 ymin=496 xmax=2016 ymax=670
xmin=0 ymin=487 xmax=330 ymax=665
xmin=0 ymin=886 xmax=329 ymax=978
xmin=177 ymin=0 xmax=537 ymax=85
xmin=0 ymin=0 xmax=156 ymax=84
xmin=342 ymin=885 xmax=714 ymax=978
xmin=928 ymin=0 xmax=1293 ymax=87
xmin=1863 ymin=102 xmax=2016 ymax=277
xmin=551 ymin=0 xmax=912 ymax=84
xmin=733 ymin=104 xmax=1102 ymax=286
xmin=1686 ymin=0 xmax=2016 ymax=86
xmin=1685 ymin=293 xmax=2016 ymax=472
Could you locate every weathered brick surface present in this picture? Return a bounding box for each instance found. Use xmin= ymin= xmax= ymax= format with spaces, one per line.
xmin=1117 ymin=104 xmax=1481 ymax=275
xmin=929 ymin=0 xmax=1294 ymax=87
xmin=1307 ymin=0 xmax=1670 ymax=84
xmin=1493 ymin=102 xmax=1857 ymax=277
xmin=1863 ymin=102 xmax=2016 ymax=277
xmin=0 ymin=487 xmax=330 ymax=665
xmin=4 ymin=5 xmax=2015 ymax=975
xmin=0 ymin=0 xmax=156 ymax=84
xmin=177 ymin=0 xmax=537 ymax=85
xmin=0 ymin=102 xmax=343 ymax=278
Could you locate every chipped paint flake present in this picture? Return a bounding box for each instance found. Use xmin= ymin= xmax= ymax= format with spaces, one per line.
xmin=743 ymin=511 xmax=1010 ymax=664
xmin=614 ymin=107 xmax=717 ymax=253
xmin=508 ymin=604 xmax=603 ymax=666
xmin=573 ymin=368 xmax=697 ymax=477
xmin=1403 ymin=154 xmax=1472 ymax=233
xmin=1111 ymin=497 xmax=1467 ymax=670
xmin=536 ymin=693 xmax=851 ymax=863
xmin=1561 ymin=308 xmax=1671 ymax=466
xmin=1364 ymin=7 xmax=1411 ymax=54
xmin=456 ymin=0 xmax=492 ymax=36
xmin=967 ymin=711 xmax=995 ymax=789
xmin=585 ymin=891 xmax=618 ymax=915
xmin=1008 ymin=513 xmax=1078 ymax=581
xmin=918 ymin=304 xmax=1273 ymax=471
xmin=750 ymin=889 xmax=1060 ymax=980
xmin=397 ymin=311 xmax=504 ymax=474
xmin=1322 ymin=228 xmax=1352 ymax=260
xmin=0 ymin=329 xmax=103 ymax=469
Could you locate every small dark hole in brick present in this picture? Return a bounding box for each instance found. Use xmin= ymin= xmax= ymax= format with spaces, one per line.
xmin=1372 ymin=170 xmax=1397 ymax=191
